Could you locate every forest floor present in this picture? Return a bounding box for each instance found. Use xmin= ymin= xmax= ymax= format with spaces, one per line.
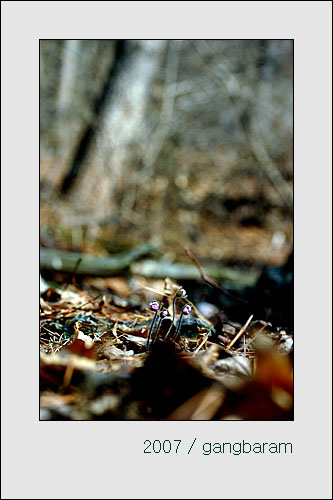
xmin=40 ymin=248 xmax=293 ymax=421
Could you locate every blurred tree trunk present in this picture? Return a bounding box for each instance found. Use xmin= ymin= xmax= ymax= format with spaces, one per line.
xmin=60 ymin=40 xmax=167 ymax=225
xmin=57 ymin=40 xmax=81 ymax=164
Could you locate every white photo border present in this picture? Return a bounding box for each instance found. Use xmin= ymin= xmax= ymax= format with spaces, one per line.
xmin=2 ymin=2 xmax=332 ymax=499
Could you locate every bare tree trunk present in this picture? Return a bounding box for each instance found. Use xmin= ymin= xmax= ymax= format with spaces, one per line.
xmin=61 ymin=40 xmax=167 ymax=225
xmin=57 ymin=40 xmax=81 ymax=164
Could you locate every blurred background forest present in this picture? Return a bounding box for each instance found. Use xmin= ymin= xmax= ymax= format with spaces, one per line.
xmin=40 ymin=39 xmax=293 ymax=290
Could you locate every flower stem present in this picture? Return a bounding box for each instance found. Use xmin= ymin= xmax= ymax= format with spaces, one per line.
xmin=173 ymin=311 xmax=184 ymax=341
xmin=147 ymin=302 xmax=164 ymax=348
xmin=152 ymin=316 xmax=163 ymax=345
xmin=164 ymin=295 xmax=178 ymax=340
xmin=147 ymin=312 xmax=158 ymax=348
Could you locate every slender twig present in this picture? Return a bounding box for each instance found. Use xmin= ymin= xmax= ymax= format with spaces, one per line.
xmin=40 ymin=325 xmax=61 ymax=337
xmin=73 ymin=293 xmax=102 ymax=310
xmin=194 ymin=334 xmax=209 ymax=354
xmin=185 ymin=248 xmax=248 ymax=304
xmin=61 ymin=293 xmax=102 ymax=316
xmin=233 ymin=323 xmax=271 ymax=353
xmin=139 ymin=285 xmax=170 ymax=297
xmin=226 ymin=315 xmax=253 ymax=351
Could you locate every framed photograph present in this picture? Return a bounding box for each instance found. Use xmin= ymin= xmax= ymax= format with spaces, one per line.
xmin=39 ymin=39 xmax=294 ymax=423
xmin=2 ymin=3 xmax=332 ymax=499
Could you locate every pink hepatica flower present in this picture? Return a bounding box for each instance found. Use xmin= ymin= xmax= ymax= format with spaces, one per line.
xmin=183 ymin=304 xmax=191 ymax=315
xmin=149 ymin=301 xmax=160 ymax=311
